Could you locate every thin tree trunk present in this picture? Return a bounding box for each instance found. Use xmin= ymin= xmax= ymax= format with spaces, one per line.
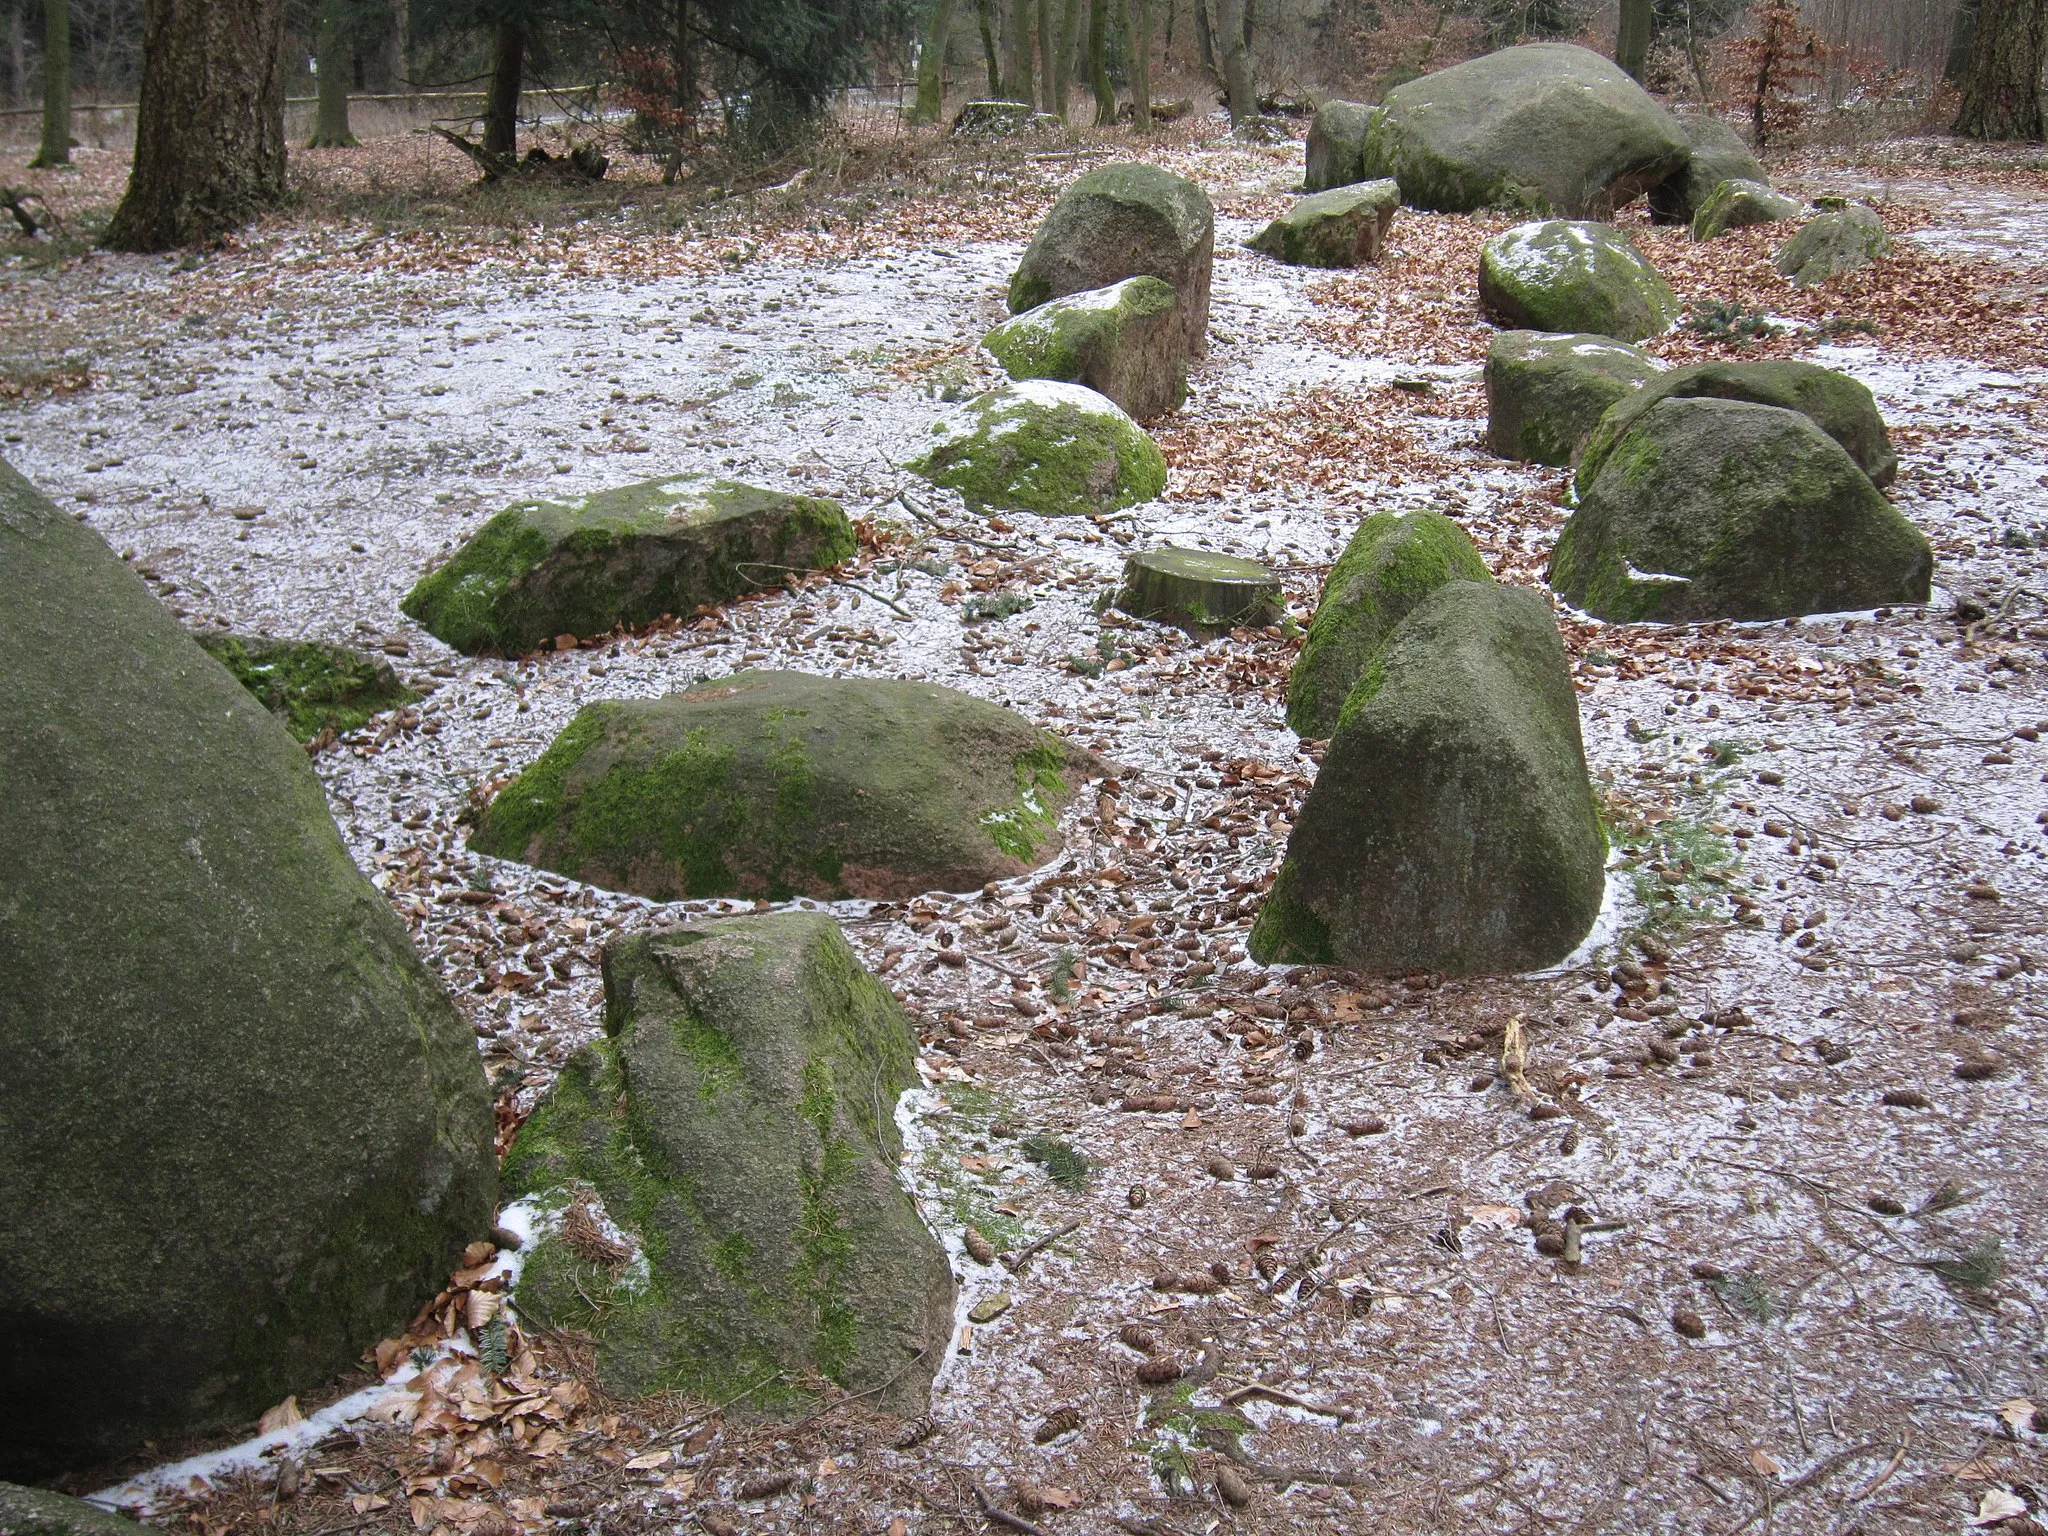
xmin=1127 ymin=0 xmax=1152 ymax=128
xmin=976 ymin=0 xmax=1002 ymax=94
xmin=1193 ymin=0 xmax=1214 ymax=74
xmin=913 ymin=0 xmax=956 ymax=123
xmin=8 ymin=3 xmax=26 ymax=110
xmin=309 ymin=0 xmax=355 ymax=146
xmin=1214 ymin=0 xmax=1251 ymax=121
xmin=385 ymin=0 xmax=407 ymax=90
xmin=29 ymin=0 xmax=69 ymax=169
xmin=1685 ymin=0 xmax=1713 ymax=102
xmin=1052 ymin=0 xmax=1081 ymax=117
xmin=482 ymin=20 xmax=523 ymax=156
xmin=1036 ymin=0 xmax=1054 ymax=109
xmin=104 ymin=0 xmax=286 ymax=250
xmin=1088 ymin=0 xmax=1114 ymax=122
xmin=1954 ymin=0 xmax=2045 ymax=140
xmin=1004 ymin=0 xmax=1033 ymax=102
xmin=1616 ymin=0 xmax=1653 ymax=81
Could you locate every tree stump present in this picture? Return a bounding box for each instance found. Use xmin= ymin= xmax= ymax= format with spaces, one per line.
xmin=1116 ymin=547 xmax=1281 ymax=634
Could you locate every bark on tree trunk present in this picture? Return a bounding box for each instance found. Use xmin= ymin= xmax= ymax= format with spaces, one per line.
xmin=1214 ymin=0 xmax=1251 ymax=122
xmin=912 ymin=0 xmax=956 ymax=123
xmin=8 ymin=4 xmax=28 ymax=111
xmin=104 ymin=0 xmax=286 ymax=249
xmin=29 ymin=0 xmax=69 ymax=169
xmin=976 ymin=0 xmax=1002 ymax=95
xmin=1127 ymin=0 xmax=1152 ymax=128
xmin=1004 ymin=0 xmax=1033 ymax=102
xmin=1193 ymin=0 xmax=1215 ymax=74
xmin=384 ymin=0 xmax=407 ymax=91
xmin=1616 ymin=0 xmax=1653 ymax=82
xmin=309 ymin=0 xmax=356 ymax=147
xmin=1052 ymin=0 xmax=1081 ymax=117
xmin=1036 ymin=0 xmax=1055 ymax=110
xmin=482 ymin=20 xmax=524 ymax=156
xmin=1954 ymin=0 xmax=2045 ymax=140
xmin=1087 ymin=0 xmax=1114 ymax=123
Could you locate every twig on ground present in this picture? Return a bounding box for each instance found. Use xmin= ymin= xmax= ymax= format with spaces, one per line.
xmin=973 ymin=1483 xmax=1050 ymax=1536
xmin=1001 ymin=1217 xmax=1084 ymax=1275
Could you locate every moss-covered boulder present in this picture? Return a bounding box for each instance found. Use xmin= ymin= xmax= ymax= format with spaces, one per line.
xmin=1575 ymin=358 xmax=1897 ymax=494
xmin=1649 ymin=114 xmax=1767 ymax=224
xmin=1550 ymin=398 xmax=1933 ymax=622
xmin=472 ymin=670 xmax=1103 ymax=901
xmin=400 ymin=475 xmax=855 ymax=656
xmin=1248 ymin=180 xmax=1400 ymax=267
xmin=1305 ymin=100 xmax=1381 ymax=191
xmin=908 ymin=380 xmax=1166 ymax=518
xmin=1359 ymin=42 xmax=1688 ymax=216
xmin=0 ymin=1485 xmax=154 ymax=1536
xmin=1116 ymin=546 xmax=1282 ymax=635
xmin=1286 ymin=511 xmax=1491 ymax=738
xmin=505 ymin=912 xmax=953 ymax=1413
xmin=1008 ymin=162 xmax=1215 ymax=359
xmin=1253 ymin=581 xmax=1604 ymax=975
xmin=195 ymin=632 xmax=417 ymax=742
xmin=0 ymin=458 xmax=495 ymax=1480
xmin=1484 ymin=330 xmax=1662 ymax=467
xmin=1689 ymin=178 xmax=1801 ymax=241
xmin=1479 ymin=220 xmax=1679 ymax=342
xmin=983 ymin=276 xmax=1186 ymax=421
xmin=1774 ymin=203 xmax=1889 ymax=286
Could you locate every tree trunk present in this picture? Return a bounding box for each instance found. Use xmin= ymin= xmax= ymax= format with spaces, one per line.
xmin=1004 ymin=0 xmax=1033 ymax=102
xmin=1193 ymin=0 xmax=1214 ymax=74
xmin=309 ymin=0 xmax=356 ymax=146
xmin=1088 ymin=0 xmax=1114 ymax=122
xmin=669 ymin=0 xmax=697 ymax=138
xmin=1127 ymin=0 xmax=1152 ymax=128
xmin=482 ymin=20 xmax=523 ymax=156
xmin=8 ymin=3 xmax=27 ymax=110
xmin=1954 ymin=0 xmax=2045 ymax=140
xmin=1615 ymin=0 xmax=1652 ymax=81
xmin=384 ymin=0 xmax=407 ymax=91
xmin=976 ymin=0 xmax=1002 ymax=94
xmin=1036 ymin=0 xmax=1054 ymax=109
xmin=912 ymin=0 xmax=956 ymax=123
xmin=104 ymin=0 xmax=285 ymax=249
xmin=1214 ymin=0 xmax=1251 ymax=122
xmin=29 ymin=0 xmax=69 ymax=169
xmin=1052 ymin=0 xmax=1081 ymax=117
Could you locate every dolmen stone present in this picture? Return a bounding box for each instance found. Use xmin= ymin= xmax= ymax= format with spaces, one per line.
xmin=1650 ymin=113 xmax=1768 ymax=224
xmin=0 ymin=1484 xmax=154 ymax=1536
xmin=0 ymin=457 xmax=495 ymax=1480
xmin=983 ymin=276 xmax=1187 ymax=421
xmin=1775 ymin=202 xmax=1889 ymax=286
xmin=1690 ymin=178 xmax=1802 ymax=241
xmin=1248 ymin=180 xmax=1400 ymax=267
xmin=470 ymin=669 xmax=1105 ymax=901
xmin=1484 ymin=330 xmax=1663 ymax=468
xmin=1575 ymin=359 xmax=1898 ymax=494
xmin=1116 ymin=546 xmax=1283 ymax=635
xmin=401 ymin=474 xmax=855 ymax=655
xmin=196 ymin=631 xmax=416 ymax=741
xmin=1359 ymin=42 xmax=1689 ymax=216
xmin=1479 ymin=219 xmax=1679 ymax=342
xmin=909 ymin=380 xmax=1167 ymax=517
xmin=1551 ymin=397 xmax=1932 ymax=622
xmin=1286 ymin=510 xmax=1491 ymax=737
xmin=506 ymin=912 xmax=954 ymax=1413
xmin=1009 ymin=162 xmax=1215 ymax=358
xmin=1304 ymin=99 xmax=1380 ymax=191
xmin=1252 ymin=581 xmax=1605 ymax=974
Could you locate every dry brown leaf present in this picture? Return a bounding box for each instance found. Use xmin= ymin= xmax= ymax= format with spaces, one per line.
xmin=256 ymin=1395 xmax=304 ymax=1434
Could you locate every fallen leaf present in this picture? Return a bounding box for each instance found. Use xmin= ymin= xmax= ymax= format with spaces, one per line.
xmin=1998 ymin=1397 xmax=2036 ymax=1431
xmin=258 ymin=1396 xmax=304 ymax=1434
xmin=1464 ymin=1204 xmax=1523 ymax=1229
xmin=1749 ymin=1448 xmax=1783 ymax=1478
xmin=1969 ymin=1488 xmax=2027 ymax=1526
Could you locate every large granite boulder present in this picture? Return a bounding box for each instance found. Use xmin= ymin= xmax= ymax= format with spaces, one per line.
xmin=1304 ymin=99 xmax=1380 ymax=191
xmin=1252 ymin=581 xmax=1605 ymax=975
xmin=983 ymin=276 xmax=1187 ymax=421
xmin=0 ymin=458 xmax=495 ymax=1480
xmin=1008 ymin=162 xmax=1215 ymax=358
xmin=1359 ymin=42 xmax=1689 ymax=216
xmin=1550 ymin=398 xmax=1933 ymax=622
xmin=1286 ymin=511 xmax=1490 ymax=738
xmin=909 ymin=380 xmax=1167 ymax=517
xmin=1775 ymin=203 xmax=1889 ymax=286
xmin=195 ymin=632 xmax=416 ymax=742
xmin=1248 ymin=180 xmax=1400 ymax=267
xmin=1650 ymin=114 xmax=1768 ymax=224
xmin=1576 ymin=359 xmax=1898 ymax=494
xmin=1479 ymin=220 xmax=1679 ymax=342
xmin=1484 ymin=330 xmax=1663 ymax=467
xmin=506 ymin=912 xmax=953 ymax=1413
xmin=401 ymin=475 xmax=855 ymax=656
xmin=0 ymin=1485 xmax=153 ymax=1536
xmin=472 ymin=670 xmax=1104 ymax=901
xmin=1690 ymin=178 xmax=1802 ymax=241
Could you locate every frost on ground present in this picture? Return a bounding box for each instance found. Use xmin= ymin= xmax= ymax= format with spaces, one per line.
xmin=5 ymin=120 xmax=2047 ymax=1536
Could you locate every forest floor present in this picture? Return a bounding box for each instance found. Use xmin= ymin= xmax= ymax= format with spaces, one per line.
xmin=4 ymin=111 xmax=2048 ymax=1536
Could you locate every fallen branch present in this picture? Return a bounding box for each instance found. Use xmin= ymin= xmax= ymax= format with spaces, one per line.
xmin=1001 ymin=1217 xmax=1083 ymax=1275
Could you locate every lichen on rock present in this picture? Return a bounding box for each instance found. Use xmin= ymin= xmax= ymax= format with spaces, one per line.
xmin=1690 ymin=178 xmax=1802 ymax=242
xmin=1248 ymin=180 xmax=1400 ymax=268
xmin=1479 ymin=220 xmax=1679 ymax=342
xmin=196 ymin=632 xmax=417 ymax=742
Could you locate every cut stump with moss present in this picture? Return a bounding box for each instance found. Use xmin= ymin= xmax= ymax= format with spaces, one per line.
xmin=1252 ymin=581 xmax=1605 ymax=975
xmin=1286 ymin=511 xmax=1490 ymax=738
xmin=1483 ymin=330 xmax=1662 ymax=468
xmin=471 ymin=669 xmax=1107 ymax=901
xmin=400 ymin=474 xmax=855 ymax=656
xmin=983 ymin=276 xmax=1187 ymax=421
xmin=505 ymin=911 xmax=954 ymax=1414
xmin=908 ymin=380 xmax=1167 ymax=518
xmin=1116 ymin=547 xmax=1282 ymax=635
xmin=195 ymin=633 xmax=416 ymax=742
xmin=1248 ymin=180 xmax=1400 ymax=268
xmin=1479 ymin=220 xmax=1678 ymax=342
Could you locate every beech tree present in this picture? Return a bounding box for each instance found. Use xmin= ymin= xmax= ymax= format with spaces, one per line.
xmin=1954 ymin=0 xmax=2045 ymax=140
xmin=28 ymin=0 xmax=70 ymax=169
xmin=104 ymin=0 xmax=287 ymax=251
xmin=1615 ymin=0 xmax=1651 ymax=79
xmin=309 ymin=0 xmax=359 ymax=146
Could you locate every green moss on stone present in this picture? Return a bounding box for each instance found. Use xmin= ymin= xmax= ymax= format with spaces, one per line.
xmin=910 ymin=381 xmax=1167 ymax=518
xmin=1479 ymin=220 xmax=1679 ymax=343
xmin=195 ymin=633 xmax=417 ymax=743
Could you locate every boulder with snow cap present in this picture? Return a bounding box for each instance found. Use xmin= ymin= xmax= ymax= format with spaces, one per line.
xmin=908 ymin=380 xmax=1167 ymax=518
xmin=1479 ymin=219 xmax=1678 ymax=342
xmin=983 ymin=276 xmax=1186 ymax=420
